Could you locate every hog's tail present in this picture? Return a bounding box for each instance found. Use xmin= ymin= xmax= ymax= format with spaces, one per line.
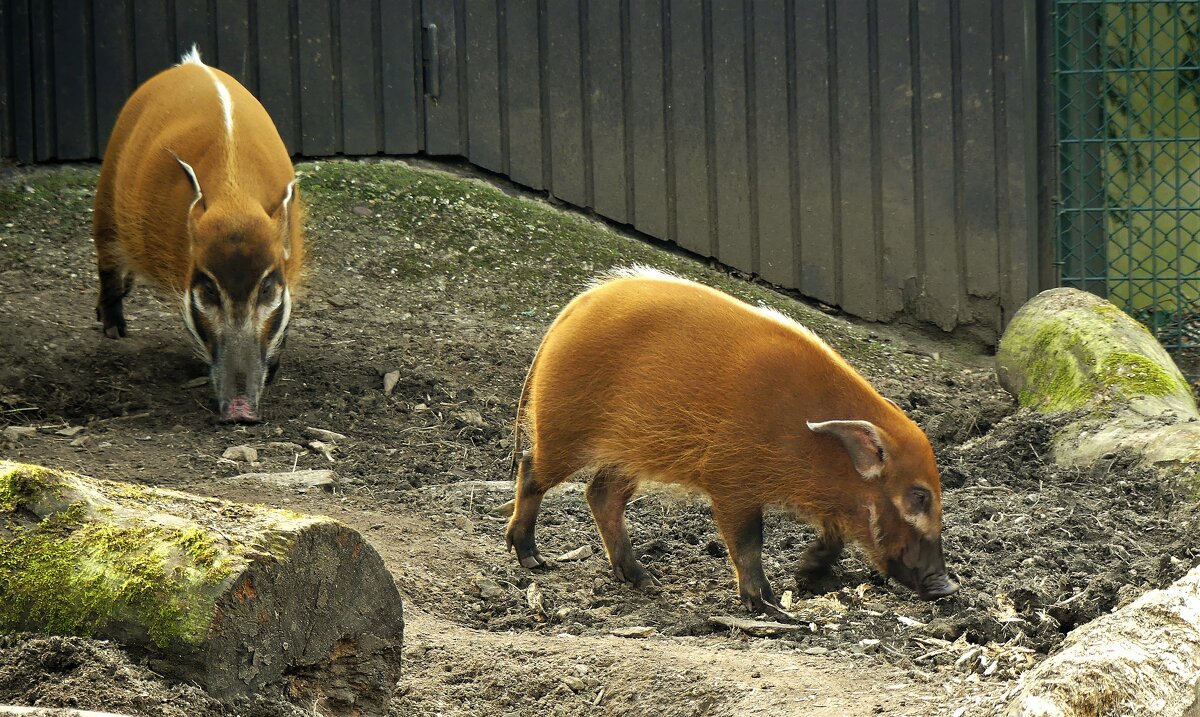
xmin=510 ymin=330 xmax=546 ymax=482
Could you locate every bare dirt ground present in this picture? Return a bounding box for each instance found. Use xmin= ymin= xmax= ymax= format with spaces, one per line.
xmin=2 ymin=159 xmax=1198 ymax=716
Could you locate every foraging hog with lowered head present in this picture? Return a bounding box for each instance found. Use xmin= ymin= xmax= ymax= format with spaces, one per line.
xmin=92 ymin=47 xmax=303 ymax=423
xmin=505 ymin=268 xmax=957 ymax=616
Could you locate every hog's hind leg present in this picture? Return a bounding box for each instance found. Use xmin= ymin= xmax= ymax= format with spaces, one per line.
xmin=505 ymin=452 xmax=556 ymax=569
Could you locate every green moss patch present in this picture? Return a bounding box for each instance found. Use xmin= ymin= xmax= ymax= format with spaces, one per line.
xmin=0 ymin=463 xmax=234 ymax=648
xmin=1098 ymin=352 xmax=1180 ymax=397
xmin=1012 ymin=324 xmax=1095 ymax=413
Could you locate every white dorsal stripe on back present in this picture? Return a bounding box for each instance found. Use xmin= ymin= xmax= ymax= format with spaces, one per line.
xmin=177 ymin=44 xmax=233 ymax=140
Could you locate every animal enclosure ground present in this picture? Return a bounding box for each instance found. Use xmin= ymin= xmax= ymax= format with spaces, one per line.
xmin=1 ymin=159 xmax=1198 ymax=716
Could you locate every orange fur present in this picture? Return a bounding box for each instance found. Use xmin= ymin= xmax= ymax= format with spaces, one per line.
xmin=91 ymin=51 xmax=305 ymax=422
xmin=508 ymin=270 xmax=950 ymax=604
xmin=93 ymin=60 xmax=303 ymax=294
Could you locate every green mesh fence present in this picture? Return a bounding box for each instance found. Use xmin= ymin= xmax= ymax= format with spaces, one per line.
xmin=1055 ymin=0 xmax=1200 ymax=386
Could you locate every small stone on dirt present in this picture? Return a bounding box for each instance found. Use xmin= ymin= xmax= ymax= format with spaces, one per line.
xmin=351 ymin=205 xmax=373 ymax=217
xmin=232 ymin=469 xmax=335 ymax=490
xmin=305 ymin=426 xmax=347 ymax=442
xmin=475 ymin=577 xmax=505 ymax=600
xmin=54 ymin=426 xmax=84 ymax=437
xmin=181 ymin=376 xmax=209 ymax=389
xmin=555 ymin=545 xmax=594 ymax=562
xmin=327 ymin=294 xmax=352 ymax=307
xmin=264 ymin=441 xmax=306 ymax=454
xmin=453 ymin=409 xmax=486 ymax=428
xmin=2 ymin=426 xmax=36 ymax=441
xmin=804 ymin=646 xmax=830 ymax=655
xmin=526 ymin=582 xmax=546 ymax=616
xmin=492 ymin=499 xmax=516 ymax=517
xmin=221 ymin=445 xmax=258 ymax=462
xmin=383 ymin=370 xmax=401 ymax=396
xmin=610 ymin=626 xmax=656 ymax=638
xmin=308 ymin=440 xmax=336 ymax=462
xmin=561 ymin=676 xmax=586 ymax=692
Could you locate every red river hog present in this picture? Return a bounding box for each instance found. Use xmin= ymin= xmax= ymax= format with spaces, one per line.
xmin=92 ymin=46 xmax=304 ymax=423
xmin=505 ymin=268 xmax=958 ymax=616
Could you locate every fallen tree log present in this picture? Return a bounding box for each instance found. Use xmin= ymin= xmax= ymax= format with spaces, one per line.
xmin=996 ymin=287 xmax=1200 ymax=467
xmin=1004 ymin=563 xmax=1200 ymax=717
xmin=0 ymin=461 xmax=403 ymax=715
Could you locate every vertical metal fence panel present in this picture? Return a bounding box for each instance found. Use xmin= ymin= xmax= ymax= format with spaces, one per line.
xmin=501 ymin=0 xmax=542 ymax=189
xmin=668 ymin=1 xmax=712 ymax=255
xmin=10 ymin=0 xmax=34 ymax=163
xmin=465 ymin=0 xmax=502 ymax=173
xmin=628 ymin=0 xmax=668 ymax=239
xmin=833 ymin=0 xmax=880 ymax=320
xmin=0 ymin=0 xmax=10 ymax=159
xmin=544 ymin=1 xmax=587 ymax=207
xmin=52 ymin=0 xmax=95 ymax=160
xmin=712 ymin=0 xmax=753 ymax=273
xmin=256 ymin=0 xmax=301 ymax=153
xmin=215 ymin=0 xmax=252 ymax=90
xmin=133 ymin=0 xmax=172 ymax=84
xmin=1000 ymin=0 xmax=1032 ymax=323
xmin=174 ymin=0 xmax=213 ymax=60
xmin=915 ymin=0 xmax=962 ymax=330
xmin=381 ymin=0 xmax=422 ymax=155
xmin=586 ymin=0 xmax=629 ymax=224
xmin=876 ymin=0 xmax=917 ymax=318
xmin=422 ymin=0 xmax=463 ymax=155
xmin=4 ymin=0 xmax=1039 ymax=341
xmin=339 ymin=0 xmax=381 ymax=156
xmin=794 ymin=1 xmax=838 ymax=305
xmin=296 ymin=0 xmax=337 ymax=156
xmin=91 ymin=0 xmax=132 ymax=157
xmin=959 ymin=0 xmax=1002 ymax=323
xmin=750 ymin=0 xmax=794 ymax=288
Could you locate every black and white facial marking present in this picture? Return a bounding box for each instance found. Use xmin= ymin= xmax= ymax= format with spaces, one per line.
xmin=182 ymin=259 xmax=292 ymax=422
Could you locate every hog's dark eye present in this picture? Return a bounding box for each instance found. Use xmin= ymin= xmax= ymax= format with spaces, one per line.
xmin=909 ymin=487 xmax=931 ymax=512
xmin=194 ymin=275 xmax=221 ymax=306
xmin=259 ymin=279 xmax=276 ymax=304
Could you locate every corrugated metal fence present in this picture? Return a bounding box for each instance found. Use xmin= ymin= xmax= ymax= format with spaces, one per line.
xmin=1 ymin=0 xmax=1041 ymax=339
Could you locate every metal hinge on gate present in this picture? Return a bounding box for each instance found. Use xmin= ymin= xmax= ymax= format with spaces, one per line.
xmin=422 ymin=23 xmax=440 ymax=100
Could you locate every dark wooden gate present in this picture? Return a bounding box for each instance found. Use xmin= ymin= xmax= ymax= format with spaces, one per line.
xmin=0 ymin=0 xmax=1043 ymax=340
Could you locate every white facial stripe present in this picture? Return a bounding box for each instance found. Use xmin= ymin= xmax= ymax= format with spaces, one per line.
xmin=866 ymin=502 xmax=882 ymax=548
xmin=181 ymin=291 xmax=212 ymax=362
xmin=892 ymin=495 xmax=936 ymax=534
xmin=267 ymin=288 xmax=292 ymax=358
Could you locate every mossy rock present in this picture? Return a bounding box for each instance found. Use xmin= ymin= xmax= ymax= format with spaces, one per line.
xmin=996 ymin=289 xmax=1200 ymax=467
xmin=0 ymin=462 xmax=403 ymax=713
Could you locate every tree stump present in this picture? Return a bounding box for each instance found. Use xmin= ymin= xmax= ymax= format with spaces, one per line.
xmin=996 ymin=287 xmax=1200 ymax=467
xmin=1005 ymin=563 xmax=1200 ymax=717
xmin=0 ymin=461 xmax=403 ymax=715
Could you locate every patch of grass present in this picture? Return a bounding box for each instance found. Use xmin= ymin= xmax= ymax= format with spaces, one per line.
xmin=297 ymin=159 xmax=892 ymax=367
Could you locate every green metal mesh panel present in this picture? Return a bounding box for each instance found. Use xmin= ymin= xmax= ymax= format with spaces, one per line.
xmin=1055 ymin=1 xmax=1200 ymax=386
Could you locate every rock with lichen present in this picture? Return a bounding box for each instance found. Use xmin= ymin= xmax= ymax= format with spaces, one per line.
xmin=0 ymin=461 xmax=402 ymax=714
xmin=996 ymin=287 xmax=1200 ymax=467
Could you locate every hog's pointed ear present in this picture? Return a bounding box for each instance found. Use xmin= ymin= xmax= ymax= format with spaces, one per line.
xmin=273 ymin=179 xmax=298 ymax=261
xmin=807 ymin=419 xmax=887 ymax=480
xmin=170 ymin=151 xmax=205 ymax=216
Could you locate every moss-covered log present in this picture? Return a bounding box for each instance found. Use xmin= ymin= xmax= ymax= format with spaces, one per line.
xmin=1004 ymin=563 xmax=1200 ymax=717
xmin=996 ymin=288 xmax=1200 ymax=467
xmin=0 ymin=462 xmax=403 ymax=714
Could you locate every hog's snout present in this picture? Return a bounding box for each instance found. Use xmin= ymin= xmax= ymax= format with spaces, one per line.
xmin=888 ymin=535 xmax=958 ymax=600
xmin=220 ymin=395 xmax=260 ymax=424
